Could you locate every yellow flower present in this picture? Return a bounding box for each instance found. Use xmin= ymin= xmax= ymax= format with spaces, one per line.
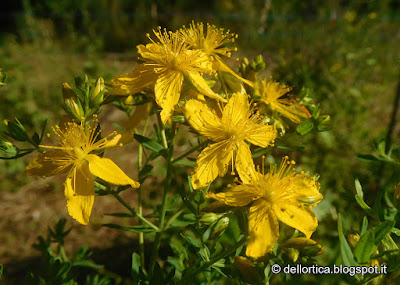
xmin=26 ymin=120 xmax=140 ymax=225
xmin=183 ymin=92 xmax=277 ymax=190
xmin=180 ymin=22 xmax=253 ymax=87
xmin=207 ymin=157 xmax=322 ymax=258
xmin=259 ymin=78 xmax=311 ymax=123
xmin=110 ymin=27 xmax=226 ymax=124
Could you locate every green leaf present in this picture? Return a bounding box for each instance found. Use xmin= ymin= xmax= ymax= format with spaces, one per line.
xmin=169 ymin=213 xmax=196 ymax=228
xmin=361 ymin=216 xmax=368 ymax=235
xmin=251 ymin=147 xmax=271 ymax=158
xmin=355 ymin=195 xmax=374 ymax=216
xmin=131 ymin=252 xmax=141 ymax=278
xmin=356 ymin=154 xmax=380 ymax=162
xmin=134 ymin=134 xmax=165 ymax=153
xmin=103 ymin=223 xmax=156 ymax=233
xmin=354 ymin=230 xmax=376 ymax=264
xmin=355 ymin=179 xmax=363 ymax=198
xmin=373 ymin=221 xmax=395 ymax=246
xmin=174 ymin=160 xmax=196 ymax=167
xmin=391 ymin=228 xmax=400 ymax=236
xmin=72 ymin=260 xmax=103 ymax=270
xmin=182 ymin=234 xmax=202 ymax=249
xmin=338 ymin=214 xmax=358 ymax=267
xmin=371 ymin=249 xmax=400 ymax=259
xmin=296 ymin=119 xmax=314 ymax=135
xmin=139 ymin=164 xmax=153 ymax=182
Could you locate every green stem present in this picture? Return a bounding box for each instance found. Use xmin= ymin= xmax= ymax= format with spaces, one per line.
xmin=177 ymin=237 xmax=246 ymax=284
xmin=157 ymin=112 xmax=168 ymax=149
xmin=111 ymin=191 xmax=159 ymax=231
xmin=148 ymin=121 xmax=177 ymax=278
xmin=172 ymin=140 xmax=208 ymax=164
xmin=59 ymin=245 xmax=69 ymax=262
xmin=137 ymin=117 xmax=149 ymax=269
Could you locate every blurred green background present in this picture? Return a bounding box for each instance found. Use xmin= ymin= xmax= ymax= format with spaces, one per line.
xmin=1 ymin=0 xmax=400 ymax=283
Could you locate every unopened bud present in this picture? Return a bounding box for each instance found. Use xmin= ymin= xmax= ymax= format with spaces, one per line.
xmin=124 ymin=95 xmax=134 ymax=105
xmin=0 ymin=137 xmax=14 ymax=151
xmin=347 ymin=233 xmax=360 ymax=249
xmin=210 ymin=216 xmax=229 ymax=239
xmin=255 ymin=54 xmax=264 ymax=64
xmin=4 ymin=119 xmax=29 ymax=142
xmin=221 ymin=73 xmax=246 ymax=94
xmin=64 ymin=97 xmax=84 ymax=121
xmin=199 ymin=213 xmax=221 ymax=226
xmin=281 ymin=237 xmax=323 ymax=256
xmin=317 ymin=115 xmax=330 ymax=125
xmin=297 ymin=193 xmax=323 ymax=205
xmin=62 ymin=83 xmax=78 ymax=100
xmin=285 ymin=248 xmax=300 ymax=262
xmin=90 ymin=77 xmax=105 ymax=106
xmin=172 ymin=115 xmax=186 ymax=123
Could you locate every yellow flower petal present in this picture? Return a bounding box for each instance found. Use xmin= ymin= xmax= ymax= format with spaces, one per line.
xmin=154 ymin=70 xmax=184 ymax=124
xmin=290 ymin=174 xmax=322 ymax=201
xmin=186 ymin=71 xmax=226 ymax=102
xmin=137 ymin=43 xmax=165 ymax=62
xmin=235 ymin=142 xmax=261 ymax=184
xmin=222 ymin=92 xmax=249 ymax=127
xmin=216 ymin=57 xmax=253 ymax=87
xmin=110 ymin=65 xmax=158 ymax=96
xmin=183 ymin=99 xmax=224 ymax=141
xmin=246 ymin=200 xmax=279 ymax=258
xmin=86 ymin=154 xmax=140 ymax=188
xmin=272 ymin=202 xmax=318 ymax=238
xmin=245 ymin=123 xmax=277 ymax=148
xmin=206 ymin=184 xmax=260 ymax=206
xmin=191 ymin=140 xmax=233 ymax=189
xmin=64 ymin=162 xmax=95 ymax=225
xmin=26 ymin=150 xmax=72 ymax=177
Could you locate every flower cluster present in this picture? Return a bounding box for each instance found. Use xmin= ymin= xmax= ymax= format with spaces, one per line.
xmin=26 ymin=21 xmax=322 ymax=260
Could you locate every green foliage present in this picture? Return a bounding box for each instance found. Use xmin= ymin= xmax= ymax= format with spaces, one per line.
xmin=30 ymin=219 xmax=111 ymax=284
xmin=1 ymin=1 xmax=400 ymax=284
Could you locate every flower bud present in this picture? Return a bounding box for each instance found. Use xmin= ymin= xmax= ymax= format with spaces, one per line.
xmin=0 ymin=137 xmax=14 ymax=151
xmin=172 ymin=115 xmax=186 ymax=124
xmin=62 ymin=83 xmax=78 ymax=100
xmin=297 ymin=193 xmax=323 ymax=205
xmin=281 ymin=237 xmax=323 ymax=257
xmin=210 ymin=216 xmax=229 ymax=239
xmin=346 ymin=233 xmax=360 ymax=250
xmin=221 ymin=73 xmax=246 ymax=94
xmin=285 ymin=248 xmax=300 ymax=262
xmin=199 ymin=213 xmax=221 ymax=226
xmin=124 ymin=95 xmax=134 ymax=105
xmin=4 ymin=119 xmax=30 ymax=142
xmin=90 ymin=77 xmax=105 ymax=106
xmin=64 ymin=97 xmax=84 ymax=121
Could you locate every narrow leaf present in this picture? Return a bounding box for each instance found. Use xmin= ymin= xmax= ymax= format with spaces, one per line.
xmin=338 ymin=214 xmax=358 ymax=267
xmin=354 ymin=230 xmax=376 ymax=264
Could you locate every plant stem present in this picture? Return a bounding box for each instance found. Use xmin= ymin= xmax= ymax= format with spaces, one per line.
xmin=172 ymin=140 xmax=208 ymax=164
xmin=111 ymin=191 xmax=158 ymax=231
xmin=148 ymin=120 xmax=177 ymax=278
xmin=137 ymin=116 xmax=149 ymax=269
xmin=177 ymin=237 xmax=246 ymax=284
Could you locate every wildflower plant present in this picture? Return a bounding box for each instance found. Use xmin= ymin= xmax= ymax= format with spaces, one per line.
xmin=1 ymin=21 xmax=398 ymax=285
